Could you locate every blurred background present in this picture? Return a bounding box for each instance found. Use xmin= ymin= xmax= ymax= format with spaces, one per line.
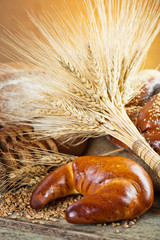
xmin=0 ymin=0 xmax=159 ymax=69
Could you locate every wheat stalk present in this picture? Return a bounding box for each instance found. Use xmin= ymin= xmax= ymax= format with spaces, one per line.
xmin=0 ymin=0 xmax=160 ymax=177
xmin=0 ymin=150 xmax=75 ymax=192
xmin=0 ymin=125 xmax=75 ymax=192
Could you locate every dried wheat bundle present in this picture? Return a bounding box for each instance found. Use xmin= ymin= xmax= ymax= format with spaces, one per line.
xmin=0 ymin=153 xmax=75 ymax=192
xmin=0 ymin=148 xmax=75 ymax=192
xmin=0 ymin=0 xmax=160 ymax=178
xmin=0 ymin=125 xmax=75 ymax=192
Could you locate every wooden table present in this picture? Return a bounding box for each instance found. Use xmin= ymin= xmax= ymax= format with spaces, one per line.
xmin=0 ymin=1 xmax=159 ymax=239
xmin=0 ymin=137 xmax=160 ymax=240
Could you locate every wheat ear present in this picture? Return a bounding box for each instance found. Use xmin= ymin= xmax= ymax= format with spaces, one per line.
xmin=0 ymin=151 xmax=75 ymax=192
xmin=0 ymin=0 xmax=160 ymax=177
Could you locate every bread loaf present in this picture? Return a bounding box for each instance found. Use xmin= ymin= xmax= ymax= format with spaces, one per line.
xmin=30 ymin=156 xmax=154 ymax=224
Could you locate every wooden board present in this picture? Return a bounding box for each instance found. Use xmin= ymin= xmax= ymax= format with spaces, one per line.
xmin=0 ymin=199 xmax=160 ymax=240
xmin=0 ymin=137 xmax=160 ymax=240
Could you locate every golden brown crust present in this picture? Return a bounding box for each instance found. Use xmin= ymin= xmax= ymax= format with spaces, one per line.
xmin=0 ymin=125 xmax=59 ymax=171
xmin=136 ymin=92 xmax=160 ymax=155
xmin=126 ymin=77 xmax=160 ymax=107
xmin=109 ymin=78 xmax=160 ymax=155
xmin=137 ymin=93 xmax=160 ymax=132
xmin=143 ymin=131 xmax=160 ymax=155
xmin=30 ymin=163 xmax=76 ymax=209
xmin=67 ymin=156 xmax=154 ymax=223
xmin=30 ymin=156 xmax=154 ymax=223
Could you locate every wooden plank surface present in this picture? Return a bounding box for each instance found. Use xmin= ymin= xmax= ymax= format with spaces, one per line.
xmin=0 ymin=196 xmax=160 ymax=240
xmin=0 ymin=137 xmax=160 ymax=240
xmin=0 ymin=192 xmax=159 ymax=240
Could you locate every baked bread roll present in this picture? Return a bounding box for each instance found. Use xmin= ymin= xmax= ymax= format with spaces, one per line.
xmin=137 ymin=93 xmax=160 ymax=155
xmin=109 ymin=76 xmax=160 ymax=155
xmin=30 ymin=156 xmax=154 ymax=224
